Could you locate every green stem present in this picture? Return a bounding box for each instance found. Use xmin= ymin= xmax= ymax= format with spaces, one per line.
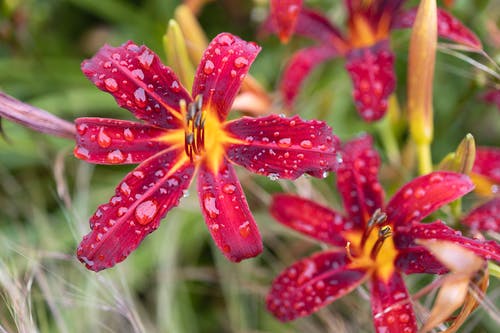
xmin=489 ymin=261 xmax=500 ymax=279
xmin=376 ymin=115 xmax=400 ymax=166
xmin=416 ymin=142 xmax=433 ymax=175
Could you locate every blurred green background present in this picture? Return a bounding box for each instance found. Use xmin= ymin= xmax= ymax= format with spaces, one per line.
xmin=0 ymin=0 xmax=499 ymax=332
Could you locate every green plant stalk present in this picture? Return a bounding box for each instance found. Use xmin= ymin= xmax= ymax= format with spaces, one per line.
xmin=376 ymin=114 xmax=400 ymax=166
xmin=416 ymin=142 xmax=432 ymax=175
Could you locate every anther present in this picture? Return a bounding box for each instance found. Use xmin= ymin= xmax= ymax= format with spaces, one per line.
xmin=370 ymin=225 xmax=392 ymax=259
xmin=361 ymin=208 xmax=388 ymax=247
xmin=183 ymin=95 xmax=205 ymax=161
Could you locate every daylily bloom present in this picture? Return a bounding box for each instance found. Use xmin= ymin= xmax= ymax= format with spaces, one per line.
xmin=264 ymin=1 xmax=482 ymax=121
xmin=74 ymin=33 xmax=340 ymax=271
xmin=462 ymin=146 xmax=500 ymax=232
xmin=267 ymin=135 xmax=500 ymax=331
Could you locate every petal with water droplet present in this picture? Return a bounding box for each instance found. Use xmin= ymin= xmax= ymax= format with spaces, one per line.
xmin=462 ymin=197 xmax=500 ymax=232
xmin=225 ymin=114 xmax=340 ymax=179
xmin=266 ymin=250 xmax=367 ymax=321
xmin=81 ymin=41 xmax=191 ymax=129
xmin=270 ymin=0 xmax=303 ymax=43
xmin=197 ymin=160 xmax=262 ymax=262
xmin=395 ymin=247 xmax=447 ymax=274
xmin=192 ymin=33 xmax=261 ymax=121
xmin=271 ymin=194 xmax=349 ymax=246
xmin=386 ymin=172 xmax=474 ymax=227
xmin=473 ymin=146 xmax=500 ymax=184
xmin=370 ymin=273 xmax=417 ymax=333
xmin=77 ymin=149 xmax=194 ymax=271
xmin=74 ymin=118 xmax=173 ymax=164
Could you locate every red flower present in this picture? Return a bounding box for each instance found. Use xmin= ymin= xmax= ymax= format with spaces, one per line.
xmin=265 ymin=1 xmax=481 ymax=121
xmin=74 ymin=33 xmax=340 ymax=271
xmin=463 ymin=146 xmax=500 ymax=232
xmin=481 ymin=88 xmax=500 ymax=112
xmin=270 ymin=0 xmax=303 ymax=43
xmin=267 ymin=135 xmax=500 ymax=331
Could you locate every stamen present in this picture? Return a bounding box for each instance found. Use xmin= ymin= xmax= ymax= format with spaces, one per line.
xmin=345 ymin=241 xmax=356 ymax=261
xmin=361 ymin=208 xmax=387 ymax=247
xmin=370 ymin=225 xmax=392 ymax=259
xmin=183 ymin=95 xmax=205 ymax=161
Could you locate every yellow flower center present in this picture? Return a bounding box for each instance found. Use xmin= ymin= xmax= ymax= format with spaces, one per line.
xmin=348 ymin=13 xmax=391 ymax=48
xmin=343 ymin=209 xmax=398 ymax=282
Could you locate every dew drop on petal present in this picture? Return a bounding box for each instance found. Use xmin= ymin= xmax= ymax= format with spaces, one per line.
xmin=170 ymin=80 xmax=181 ymax=92
xmin=74 ymin=146 xmax=90 ymax=159
xmin=278 ymin=138 xmax=291 ymax=148
xmin=134 ymin=88 xmax=147 ymax=108
xmin=133 ymin=170 xmax=145 ymax=179
xmin=167 ymin=176 xmax=180 ymax=187
xmin=239 ymin=221 xmax=251 ymax=238
xmin=203 ymin=60 xmax=215 ymax=75
xmin=106 ymin=149 xmax=125 ymax=163
xmin=76 ymin=123 xmax=88 ymax=135
xmin=234 ymin=57 xmax=248 ymax=68
xmin=117 ymin=206 xmax=128 ymax=217
xmin=203 ymin=192 xmax=219 ymax=218
xmin=138 ymin=50 xmax=154 ymax=69
xmin=222 ymin=183 xmax=236 ymax=194
xmin=123 ymin=128 xmax=134 ymax=141
xmin=120 ymin=182 xmax=131 ymax=196
xmin=97 ymin=127 xmax=112 ymax=148
xmin=218 ymin=34 xmax=234 ymax=46
xmin=135 ymin=199 xmax=158 ymax=225
xmin=414 ymin=187 xmax=426 ymax=199
xmin=132 ymin=69 xmax=144 ymax=80
xmin=104 ymin=78 xmax=118 ymax=92
xmin=299 ymin=140 xmax=313 ymax=149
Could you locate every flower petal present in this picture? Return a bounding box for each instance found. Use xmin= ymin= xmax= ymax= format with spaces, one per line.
xmin=225 ymin=114 xmax=340 ymax=179
xmin=81 ymin=41 xmax=191 ymax=128
xmin=266 ymin=250 xmax=367 ymax=321
xmin=370 ymin=272 xmax=417 ymax=333
xmin=192 ymin=33 xmax=261 ymax=121
xmin=270 ymin=194 xmax=349 ymax=246
xmin=473 ymin=146 xmax=500 ymax=183
xmin=403 ymin=221 xmax=500 ymax=262
xmin=462 ymin=197 xmax=500 ymax=232
xmin=197 ymin=160 xmax=262 ymax=262
xmin=386 ymin=172 xmax=474 ymax=227
xmin=395 ymin=247 xmax=447 ymax=274
xmin=481 ymin=88 xmax=500 ymax=111
xmin=345 ymin=40 xmax=396 ymax=122
xmin=337 ymin=134 xmax=385 ymax=229
xmin=280 ymin=46 xmax=339 ymax=107
xmin=74 ymin=118 xmax=173 ymax=164
xmin=77 ymin=150 xmax=194 ymax=271
xmin=392 ymin=8 xmax=482 ymax=49
xmin=270 ymin=0 xmax=303 ymax=43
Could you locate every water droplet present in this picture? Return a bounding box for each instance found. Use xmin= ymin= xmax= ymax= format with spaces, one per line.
xmin=239 ymin=221 xmax=251 ymax=238
xmin=222 ymin=244 xmax=231 ymax=253
xmin=170 ymin=80 xmax=181 ymax=92
xmin=167 ymin=176 xmax=179 ymax=187
xmin=429 ymin=173 xmax=444 ymax=183
xmin=123 ymin=128 xmax=134 ymax=141
xmin=104 ymin=78 xmax=118 ymax=92
xmin=203 ymin=192 xmax=219 ymax=218
xmin=103 ymin=61 xmax=112 ymax=69
xmin=268 ymin=173 xmax=280 ymax=181
xmin=106 ymin=149 xmax=125 ymax=163
xmin=133 ymin=170 xmax=145 ymax=179
xmin=134 ymin=88 xmax=147 ymax=108
xmin=76 ymin=123 xmax=88 ymax=135
xmin=117 ymin=206 xmax=128 ymax=217
xmin=414 ymin=187 xmax=426 ymax=198
xmin=135 ymin=199 xmax=158 ymax=225
xmin=403 ymin=188 xmax=413 ymax=199
xmin=132 ymin=69 xmax=144 ymax=80
xmin=203 ymin=60 xmax=215 ymax=75
xmin=299 ymin=140 xmax=313 ymax=149
xmin=120 ymin=182 xmax=131 ymax=196
xmin=74 ymin=146 xmax=90 ymax=159
xmin=234 ymin=56 xmax=248 ymax=68
xmin=138 ymin=50 xmax=154 ymax=69
xmin=217 ymin=34 xmax=234 ymax=46
xmin=97 ymin=127 xmax=112 ymax=148
xmin=278 ymin=138 xmax=291 ymax=147
xmin=222 ymin=183 xmax=236 ymax=194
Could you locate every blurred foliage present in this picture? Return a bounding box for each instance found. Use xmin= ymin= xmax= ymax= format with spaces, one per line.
xmin=0 ymin=0 xmax=499 ymax=332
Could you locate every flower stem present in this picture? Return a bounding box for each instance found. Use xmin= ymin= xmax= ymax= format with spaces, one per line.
xmin=488 ymin=261 xmax=500 ymax=279
xmin=376 ymin=114 xmax=400 ymax=166
xmin=416 ymin=142 xmax=432 ymax=175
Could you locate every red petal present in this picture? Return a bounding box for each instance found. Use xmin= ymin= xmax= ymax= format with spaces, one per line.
xmin=345 ymin=40 xmax=395 ymax=122
xmin=74 ymin=118 xmax=171 ymax=164
xmin=405 ymin=221 xmax=500 ymax=262
xmin=481 ymin=89 xmax=500 ymax=111
xmin=337 ymin=134 xmax=385 ymax=229
xmin=77 ymin=150 xmax=194 ymax=271
xmin=81 ymin=41 xmax=191 ymax=128
xmin=197 ymin=160 xmax=262 ymax=262
xmin=225 ymin=114 xmax=340 ymax=179
xmin=370 ymin=273 xmax=417 ymax=333
xmin=270 ymin=0 xmax=303 ymax=43
xmin=462 ymin=197 xmax=500 ymax=232
xmin=473 ymin=146 xmax=500 ymax=183
xmin=270 ymin=194 xmax=349 ymax=246
xmin=280 ymin=46 xmax=339 ymax=107
xmin=392 ymin=8 xmax=482 ymax=49
xmin=395 ymin=247 xmax=448 ymax=274
xmin=192 ymin=33 xmax=261 ymax=121
xmin=386 ymin=172 xmax=474 ymax=227
xmin=266 ymin=250 xmax=367 ymax=321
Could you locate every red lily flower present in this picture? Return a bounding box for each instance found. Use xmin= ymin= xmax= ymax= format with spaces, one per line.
xmin=75 ymin=33 xmax=340 ymax=271
xmin=265 ymin=1 xmax=481 ymax=121
xmin=270 ymin=0 xmax=303 ymax=43
xmin=267 ymin=135 xmax=500 ymax=331
xmin=463 ymin=146 xmax=500 ymax=232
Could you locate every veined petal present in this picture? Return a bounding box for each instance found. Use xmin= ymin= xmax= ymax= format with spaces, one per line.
xmin=192 ymin=33 xmax=261 ymax=121
xmin=270 ymin=0 xmax=303 ymax=43
xmin=370 ymin=273 xmax=417 ymax=333
xmin=266 ymin=250 xmax=367 ymax=321
xmin=462 ymin=198 xmax=500 ymax=232
xmin=74 ymin=118 xmax=173 ymax=164
xmin=77 ymin=150 xmax=194 ymax=271
xmin=337 ymin=134 xmax=385 ymax=229
xmin=345 ymin=40 xmax=395 ymax=122
xmin=473 ymin=146 xmax=500 ymax=183
xmin=197 ymin=160 xmax=262 ymax=262
xmin=386 ymin=172 xmax=474 ymax=227
xmin=405 ymin=221 xmax=500 ymax=262
xmin=81 ymin=41 xmax=191 ymax=128
xmin=280 ymin=46 xmax=339 ymax=107
xmin=395 ymin=247 xmax=447 ymax=274
xmin=392 ymin=8 xmax=482 ymax=49
xmin=225 ymin=114 xmax=340 ymax=179
xmin=270 ymin=194 xmax=349 ymax=246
